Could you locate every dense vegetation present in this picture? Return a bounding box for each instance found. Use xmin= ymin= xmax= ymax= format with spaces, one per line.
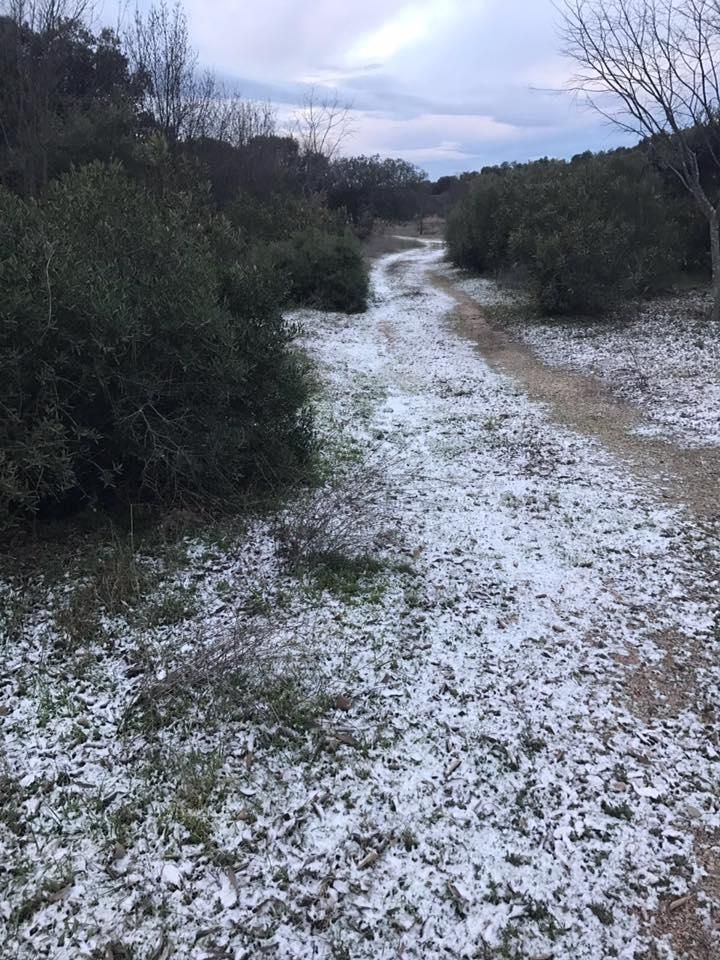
xmin=326 ymin=155 xmax=430 ymax=233
xmin=0 ymin=0 xmax=428 ymax=530
xmin=446 ymin=147 xmax=710 ymax=315
xmin=0 ymin=163 xmax=314 ymax=522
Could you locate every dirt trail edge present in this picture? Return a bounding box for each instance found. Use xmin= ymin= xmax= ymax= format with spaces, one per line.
xmin=432 ymin=269 xmax=720 ymax=522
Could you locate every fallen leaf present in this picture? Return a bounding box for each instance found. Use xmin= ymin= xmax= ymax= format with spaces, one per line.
xmin=357 ymin=849 xmax=379 ymax=869
xmin=445 ymin=758 xmax=461 ymax=778
xmin=669 ymin=893 xmax=695 ymax=913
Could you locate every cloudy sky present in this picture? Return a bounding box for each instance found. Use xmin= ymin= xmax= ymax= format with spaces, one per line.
xmin=125 ymin=0 xmax=635 ymax=177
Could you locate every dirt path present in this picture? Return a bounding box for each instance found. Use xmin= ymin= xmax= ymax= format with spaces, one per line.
xmin=316 ymin=244 xmax=720 ymax=958
xmin=431 ymin=270 xmax=720 ymax=522
xmin=428 ymin=255 xmax=720 ymax=960
xmin=429 ymin=257 xmax=720 ymax=702
xmin=386 ymin=242 xmax=720 ymax=956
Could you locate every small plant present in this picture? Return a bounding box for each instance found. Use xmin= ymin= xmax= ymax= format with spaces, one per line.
xmin=244 ymin=587 xmax=273 ymax=616
xmin=172 ymin=750 xmax=225 ymax=808
xmin=0 ymin=588 xmax=29 ymax=646
xmin=53 ymin=530 xmax=154 ymax=646
xmin=143 ymin=586 xmax=198 ymax=627
xmin=164 ymin=805 xmax=214 ymax=846
xmin=129 ymin=601 xmax=327 ymax=741
xmin=251 ymin=675 xmax=332 ymax=736
xmin=303 ymin=551 xmax=388 ymax=599
xmin=589 ymin=902 xmax=615 ymax=926
xmin=0 ymin=770 xmax=24 ymax=837
xmin=401 ymin=827 xmax=419 ymax=851
xmin=274 ymin=446 xmax=396 ymax=570
xmin=106 ymin=802 xmax=140 ymax=848
xmin=520 ymin=731 xmax=547 ymax=756
xmin=53 ymin=584 xmax=105 ymax=649
xmin=601 ymin=799 xmax=634 ymax=821
xmin=34 ymin=676 xmax=78 ymax=726
xmin=92 ymin=533 xmax=151 ymax=614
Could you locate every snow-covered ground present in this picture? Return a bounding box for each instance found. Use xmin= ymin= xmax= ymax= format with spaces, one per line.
xmin=442 ymin=266 xmax=720 ymax=449
xmin=2 ymin=245 xmax=719 ymax=959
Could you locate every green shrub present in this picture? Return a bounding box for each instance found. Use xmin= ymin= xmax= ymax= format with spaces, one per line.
xmin=229 ymin=191 xmax=341 ymax=243
xmin=228 ymin=194 xmax=369 ymax=313
xmin=446 ymin=171 xmax=514 ymax=272
xmin=0 ymin=162 xmax=313 ymax=528
xmin=445 ymin=203 xmax=477 ymax=270
xmin=446 ymin=149 xmax=688 ymax=316
xmin=269 ymin=229 xmax=369 ymax=313
xmin=521 ymin=220 xmax=632 ymax=315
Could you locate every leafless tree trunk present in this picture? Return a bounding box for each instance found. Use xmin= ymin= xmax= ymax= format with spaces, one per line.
xmin=559 ymin=0 xmax=720 ymax=320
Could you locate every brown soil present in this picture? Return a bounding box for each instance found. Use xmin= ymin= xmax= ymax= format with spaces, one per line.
xmin=431 ymin=270 xmax=720 ymax=521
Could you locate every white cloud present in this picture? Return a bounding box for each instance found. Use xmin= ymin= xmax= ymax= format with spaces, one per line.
xmin=350 ymin=111 xmax=524 ymax=151
xmin=344 ymin=0 xmax=457 ymax=65
xmin=183 ymin=0 xmax=409 ymax=78
xmin=102 ymin=0 xmax=631 ymax=175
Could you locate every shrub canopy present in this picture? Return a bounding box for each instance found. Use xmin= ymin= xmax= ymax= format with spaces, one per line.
xmin=268 ymin=230 xmax=370 ymax=314
xmin=0 ymin=163 xmax=313 ymax=526
xmin=446 ymin=149 xmax=706 ymax=315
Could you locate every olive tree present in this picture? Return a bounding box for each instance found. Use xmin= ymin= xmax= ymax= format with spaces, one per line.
xmin=559 ymin=0 xmax=720 ymax=319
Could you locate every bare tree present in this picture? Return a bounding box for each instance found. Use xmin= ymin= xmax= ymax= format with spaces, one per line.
xmin=559 ymin=0 xmax=720 ymax=320
xmin=210 ymin=93 xmax=276 ymax=147
xmin=127 ymin=2 xmax=277 ymax=150
xmin=127 ymin=0 xmax=216 ymax=145
xmin=290 ymin=87 xmax=354 ymax=160
xmin=4 ymin=0 xmax=91 ymax=30
xmin=289 ymin=88 xmax=354 ymax=194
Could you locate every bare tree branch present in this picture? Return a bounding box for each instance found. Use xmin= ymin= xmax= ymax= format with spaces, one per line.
xmin=3 ymin=0 xmax=92 ymax=30
xmin=126 ymin=0 xmax=203 ymax=144
xmin=203 ymin=90 xmax=276 ymax=146
xmin=290 ymin=87 xmax=354 ymax=160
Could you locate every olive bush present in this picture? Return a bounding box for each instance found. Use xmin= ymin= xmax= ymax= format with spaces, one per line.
xmin=0 ymin=163 xmax=313 ymax=527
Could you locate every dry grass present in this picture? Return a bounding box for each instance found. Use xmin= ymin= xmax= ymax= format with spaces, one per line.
xmin=129 ymin=601 xmax=332 ymax=738
xmin=273 ymin=446 xmax=399 ymax=569
xmin=129 ymin=448 xmax=402 ymax=728
xmin=137 ymin=616 xmax=297 ymax=700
